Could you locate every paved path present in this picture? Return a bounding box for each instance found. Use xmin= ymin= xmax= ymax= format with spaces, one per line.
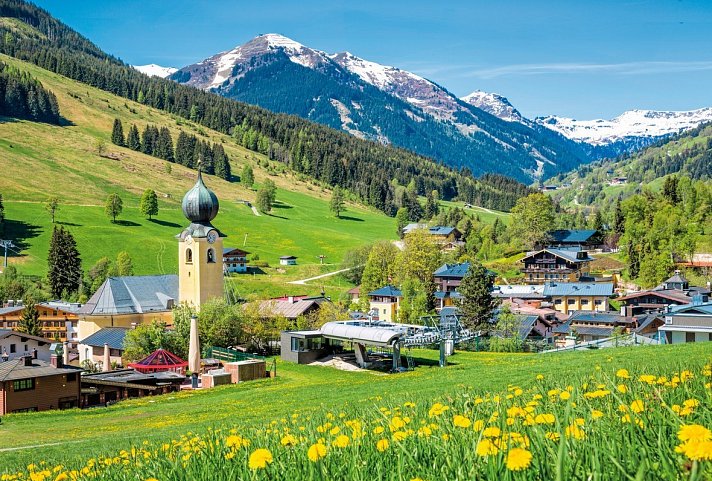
xmin=288 ymin=267 xmax=355 ymax=285
xmin=251 ymin=206 xmax=261 ymax=216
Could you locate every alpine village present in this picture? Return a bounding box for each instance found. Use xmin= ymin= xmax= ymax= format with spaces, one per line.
xmin=0 ymin=1 xmax=711 ymax=480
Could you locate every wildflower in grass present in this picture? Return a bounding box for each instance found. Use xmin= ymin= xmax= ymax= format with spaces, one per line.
xmin=678 ymin=424 xmax=712 ymax=443
xmin=559 ymin=391 xmax=571 ymax=401
xmin=565 ymin=424 xmax=585 ymax=440
xmin=404 ymin=402 xmax=416 ymax=408
xmin=391 ymin=416 xmax=406 ymax=429
xmin=534 ymin=413 xmax=555 ymax=425
xmin=441 ymin=433 xmax=450 ymax=441
xmin=617 ymin=384 xmax=627 ymax=393
xmin=225 ymin=435 xmax=249 ymax=449
xmin=638 ymin=374 xmax=656 ymax=384
xmin=410 ymin=478 xmax=427 ymax=481
xmin=376 ymin=439 xmax=389 ymax=452
xmin=676 ymin=440 xmax=712 ymax=461
xmin=428 ymin=403 xmax=449 ymax=417
xmin=392 ymin=431 xmax=408 ymax=441
xmin=680 ymin=370 xmax=694 ymax=381
xmin=248 ymin=449 xmax=273 ymax=470
xmin=545 ymin=432 xmax=561 ymax=442
xmin=373 ymin=426 xmax=385 ymax=434
xmin=473 ymin=420 xmax=484 ymax=431
xmin=616 ymin=369 xmax=630 ymax=379
xmin=483 ymin=426 xmax=501 ymax=438
xmin=630 ymin=400 xmax=645 ymax=414
xmin=683 ymin=399 xmax=700 ymax=409
xmin=536 ymin=374 xmax=544 ymax=380
xmin=591 ymin=410 xmax=604 ymax=420
xmin=475 ymin=438 xmax=499 ymax=456
xmin=453 ymin=415 xmax=471 ymax=428
xmin=506 ymin=448 xmax=533 ymax=471
xmin=307 ymin=443 xmax=327 ymax=462
xmin=332 ymin=435 xmax=350 ymax=448
xmin=53 ymin=474 xmax=68 ymax=481
xmin=417 ymin=426 xmax=432 ymax=436
xmin=329 ymin=426 xmax=340 ymax=435
xmin=280 ymin=434 xmax=298 ymax=447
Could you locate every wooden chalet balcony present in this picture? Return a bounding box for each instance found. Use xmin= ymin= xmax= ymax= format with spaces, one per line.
xmin=521 ymin=267 xmax=576 ymax=274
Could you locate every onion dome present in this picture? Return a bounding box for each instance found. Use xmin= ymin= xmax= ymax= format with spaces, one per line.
xmin=182 ymin=171 xmax=219 ymax=224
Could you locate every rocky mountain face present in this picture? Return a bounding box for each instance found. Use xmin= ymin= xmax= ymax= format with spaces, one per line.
xmin=170 ymin=34 xmax=589 ymax=183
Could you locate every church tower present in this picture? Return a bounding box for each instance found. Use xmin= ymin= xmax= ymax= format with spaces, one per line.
xmin=178 ymin=171 xmax=224 ymax=308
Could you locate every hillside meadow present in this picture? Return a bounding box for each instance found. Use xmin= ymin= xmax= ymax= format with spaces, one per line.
xmin=0 ymin=342 xmax=710 ymax=479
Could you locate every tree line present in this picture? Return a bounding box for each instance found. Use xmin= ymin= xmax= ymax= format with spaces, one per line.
xmin=0 ymin=1 xmax=531 ymax=214
xmin=111 ymin=118 xmax=231 ymax=180
xmin=0 ymin=60 xmax=60 ymax=123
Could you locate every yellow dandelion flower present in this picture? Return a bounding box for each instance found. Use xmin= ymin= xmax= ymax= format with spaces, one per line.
xmin=506 ymin=448 xmax=533 ymax=471
xmin=307 ymin=443 xmax=327 ymax=462
xmin=678 ymin=424 xmax=712 ymax=443
xmin=534 ymin=413 xmax=555 ymax=425
xmin=630 ymin=400 xmax=645 ymax=414
xmin=332 ymin=435 xmax=350 ymax=448
xmin=391 ymin=416 xmax=405 ymax=429
xmin=559 ymin=391 xmax=571 ymax=401
xmin=373 ymin=426 xmax=385 ymax=434
xmin=545 ymin=432 xmax=561 ymax=442
xmin=472 ymin=420 xmax=484 ymax=431
xmin=392 ymin=431 xmax=408 ymax=442
xmin=617 ymin=384 xmax=627 ymax=393
xmin=683 ymin=399 xmax=700 ymax=409
xmin=453 ymin=415 xmax=471 ymax=428
xmin=428 ymin=403 xmax=449 ymax=417
xmin=248 ymin=449 xmax=273 ymax=470
xmin=475 ymin=438 xmax=499 ymax=456
xmin=483 ymin=426 xmax=501 ymax=438
xmin=565 ymin=424 xmax=585 ymax=440
xmin=676 ymin=440 xmax=712 ymax=461
xmin=616 ymin=369 xmax=630 ymax=379
xmin=281 ymin=434 xmax=298 ymax=447
xmin=591 ymin=410 xmax=604 ymax=420
xmin=536 ymin=374 xmax=544 ymax=380
xmin=376 ymin=439 xmax=390 ymax=452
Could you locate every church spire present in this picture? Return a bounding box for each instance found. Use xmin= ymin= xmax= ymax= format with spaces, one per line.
xmin=181 ymin=169 xmax=219 ymax=225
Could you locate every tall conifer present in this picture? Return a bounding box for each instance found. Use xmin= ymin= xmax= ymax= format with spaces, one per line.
xmin=111 ymin=118 xmax=125 ymax=146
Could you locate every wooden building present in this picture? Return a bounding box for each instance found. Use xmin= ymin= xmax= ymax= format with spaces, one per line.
xmin=552 ymin=311 xmax=636 ymax=345
xmin=543 ymin=282 xmax=613 ymax=314
xmin=80 ymin=369 xmax=184 ymax=407
xmin=0 ymin=355 xmax=82 ymax=414
xmin=520 ymin=248 xmax=594 ymax=285
xmin=617 ymin=271 xmax=710 ymax=316
xmin=0 ymin=301 xmax=82 ymax=344
xmin=223 ymin=247 xmax=249 ymax=273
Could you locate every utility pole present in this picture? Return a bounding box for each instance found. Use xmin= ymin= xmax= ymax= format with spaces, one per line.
xmin=0 ymin=240 xmax=14 ymax=268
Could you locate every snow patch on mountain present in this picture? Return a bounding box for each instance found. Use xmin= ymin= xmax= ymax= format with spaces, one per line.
xmin=461 ymin=90 xmax=524 ymax=123
xmin=133 ymin=64 xmax=177 ymax=78
xmin=536 ymin=108 xmax=712 ymax=145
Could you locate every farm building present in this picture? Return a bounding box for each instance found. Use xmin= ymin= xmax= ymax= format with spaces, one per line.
xmin=279 ymin=256 xmax=298 ymax=266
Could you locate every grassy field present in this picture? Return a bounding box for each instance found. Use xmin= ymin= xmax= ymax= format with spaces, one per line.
xmin=1 ymin=342 xmax=710 ymax=477
xmin=0 ymin=54 xmax=397 ymax=295
xmin=440 ymin=199 xmax=510 ymax=225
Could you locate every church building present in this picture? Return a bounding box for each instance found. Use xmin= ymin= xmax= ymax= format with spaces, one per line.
xmin=77 ymin=172 xmax=225 ymax=350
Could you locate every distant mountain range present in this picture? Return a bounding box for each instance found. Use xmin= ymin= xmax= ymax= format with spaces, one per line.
xmin=133 ymin=64 xmax=177 ymax=78
xmin=143 ymin=34 xmax=712 ymax=181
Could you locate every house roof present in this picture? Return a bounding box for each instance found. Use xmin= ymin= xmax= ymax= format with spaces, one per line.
xmin=617 ymin=289 xmax=699 ymax=304
xmin=521 ymin=248 xmax=594 ymax=264
xmin=280 ymin=256 xmax=297 ymax=260
xmin=79 ymin=327 xmax=129 ymax=350
xmin=0 ymin=329 xmax=52 ymax=345
xmin=552 ymin=322 xmax=615 ymax=337
xmin=0 ymin=306 xmax=23 ymax=316
xmin=79 ymin=275 xmax=178 ymax=316
xmin=127 ymin=349 xmax=187 ymax=370
xmin=38 ymin=301 xmax=83 ymax=314
xmin=402 ymin=224 xmax=459 ymax=236
xmin=434 ymin=262 xmax=470 ymax=278
xmin=259 ymin=297 xmax=330 ymax=319
xmin=635 ymin=314 xmax=663 ymax=333
xmin=543 ymin=282 xmax=613 ymax=297
xmin=492 ymin=284 xmax=546 ymax=299
xmin=368 ymin=285 xmax=402 ymax=297
xmin=548 ymin=230 xmax=598 ymax=244
xmin=223 ymin=247 xmax=249 ymax=256
xmin=663 ymin=272 xmax=688 ymax=285
xmin=0 ymin=358 xmax=81 ymax=382
xmin=667 ymin=302 xmax=712 ymax=315
xmin=517 ymin=315 xmax=541 ymax=339
xmin=347 ymin=287 xmax=361 ymax=295
xmin=568 ymin=311 xmax=634 ymax=325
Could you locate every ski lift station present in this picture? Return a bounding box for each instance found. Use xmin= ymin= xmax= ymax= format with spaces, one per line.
xmin=280 ymin=308 xmax=480 ymax=371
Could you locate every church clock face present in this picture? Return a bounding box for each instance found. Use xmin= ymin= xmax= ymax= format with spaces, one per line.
xmin=206 ymin=230 xmax=218 ymax=244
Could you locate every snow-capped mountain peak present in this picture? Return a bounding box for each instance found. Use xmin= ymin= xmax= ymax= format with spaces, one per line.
xmin=133 ymin=64 xmax=177 ymax=78
xmin=330 ymin=51 xmax=425 ymax=90
xmin=536 ymin=107 xmax=712 ymax=145
xmin=461 ymin=90 xmax=524 ymax=123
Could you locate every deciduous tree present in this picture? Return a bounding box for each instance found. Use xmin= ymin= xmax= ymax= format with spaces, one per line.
xmin=17 ymin=296 xmax=41 ymax=337
xmin=105 ymin=193 xmax=123 ymax=222
xmin=45 ymin=196 xmax=60 ymax=223
xmin=139 ymin=189 xmax=159 ymax=219
xmin=509 ymin=193 xmax=555 ymax=250
xmin=241 ymin=164 xmax=254 ymax=188
xmin=329 ymin=187 xmax=346 ymax=218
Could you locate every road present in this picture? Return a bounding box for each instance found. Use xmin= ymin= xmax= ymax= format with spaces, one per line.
xmin=288 ymin=267 xmax=355 ymax=285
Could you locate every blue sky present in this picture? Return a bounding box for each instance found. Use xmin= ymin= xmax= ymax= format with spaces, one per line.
xmin=33 ymin=0 xmax=712 ymax=119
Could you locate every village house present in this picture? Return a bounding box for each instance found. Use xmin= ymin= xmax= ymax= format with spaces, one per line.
xmin=0 ymin=301 xmax=82 ymax=344
xmin=0 ymin=330 xmax=52 ymax=362
xmin=223 ymin=247 xmax=249 ymax=273
xmin=543 ymin=282 xmax=613 ymax=314
xmin=346 ymin=287 xmax=360 ymax=305
xmin=368 ymin=286 xmax=402 ymax=322
xmin=659 ymin=301 xmax=712 ymax=344
xmin=402 ymin=224 xmax=463 ymax=249
xmin=80 ymin=369 xmax=185 ymax=407
xmin=546 ymin=229 xmax=603 ymax=251
xmin=279 ymin=256 xmax=298 ymax=266
xmin=433 ymin=262 xmax=469 ymax=309
xmin=552 ymin=311 xmax=636 ymax=345
xmin=520 ymin=248 xmax=594 ymax=285
xmin=258 ymin=295 xmax=332 ymax=322
xmin=0 ymin=352 xmax=82 ymax=414
xmin=617 ymin=271 xmax=710 ymax=316
xmin=77 ymin=327 xmax=128 ymax=367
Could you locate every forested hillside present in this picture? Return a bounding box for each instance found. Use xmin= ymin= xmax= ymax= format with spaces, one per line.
xmin=0 ymin=0 xmax=532 ymax=213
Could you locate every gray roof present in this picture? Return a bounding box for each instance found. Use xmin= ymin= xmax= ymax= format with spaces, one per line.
xmin=79 ymin=275 xmax=178 ymax=316
xmin=80 ymin=327 xmax=129 ymax=350
xmin=434 ymin=262 xmax=470 ymax=278
xmin=0 ymin=306 xmax=23 ymax=316
xmin=548 ymin=230 xmax=598 ymax=244
xmin=0 ymin=359 xmax=81 ymax=382
xmin=552 ymin=322 xmax=615 ymax=338
xmin=517 ymin=315 xmax=541 ymax=339
xmin=543 ymin=282 xmax=613 ymax=297
xmin=492 ymin=284 xmax=546 ymax=299
xmin=568 ymin=311 xmax=633 ymax=324
xmin=668 ymin=302 xmax=712 ymax=315
xmin=259 ymin=298 xmax=329 ymax=320
xmin=0 ymin=330 xmax=53 ymax=345
xmin=368 ymin=285 xmax=403 ymax=297
xmin=523 ymin=248 xmax=594 ymax=264
xmin=320 ymin=321 xmax=403 ymax=347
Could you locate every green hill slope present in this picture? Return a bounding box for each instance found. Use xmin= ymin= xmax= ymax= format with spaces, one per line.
xmin=0 ymin=54 xmax=396 ymax=286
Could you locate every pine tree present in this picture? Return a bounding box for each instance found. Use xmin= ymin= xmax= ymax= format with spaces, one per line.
xmin=175 ymin=132 xmax=195 ymax=167
xmin=424 ymin=190 xmax=439 ymax=219
xmin=105 ymin=193 xmax=123 ymax=222
xmin=613 ymin=196 xmax=625 ymax=235
xmin=47 ymin=226 xmax=82 ymax=299
xmin=395 ymin=207 xmax=409 ymax=238
xmin=329 ymin=187 xmax=346 ymax=218
xmin=212 ymin=143 xmax=231 ymax=180
xmin=241 ymin=164 xmax=254 ymax=188
xmin=456 ymin=261 xmax=499 ymax=331
xmin=139 ymin=189 xmax=159 ymax=220
xmin=127 ymin=124 xmax=141 ymax=151
xmin=141 ymin=125 xmax=158 ymax=156
xmin=111 ymin=118 xmax=125 ymax=146
xmin=155 ymin=127 xmax=174 ymax=161
xmin=17 ymin=297 xmax=42 ymax=337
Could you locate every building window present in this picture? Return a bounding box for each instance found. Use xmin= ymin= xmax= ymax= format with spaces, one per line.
xmin=567 ymin=299 xmax=576 ymax=305
xmin=594 ymin=300 xmax=603 ymax=305
xmin=13 ymin=407 xmax=38 ymax=413
xmin=581 ymin=299 xmax=589 ymax=305
xmin=686 ymin=332 xmax=695 ymax=343
xmin=207 ymin=248 xmax=216 ymax=263
xmin=186 ymin=248 xmax=193 ymax=264
xmin=554 ymin=299 xmax=562 ymax=305
xmin=13 ymin=378 xmax=35 ymax=392
xmin=10 ymin=344 xmax=16 ymax=353
xmin=66 ymin=373 xmax=77 ymax=382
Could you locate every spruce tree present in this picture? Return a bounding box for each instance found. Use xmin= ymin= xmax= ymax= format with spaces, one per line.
xmin=127 ymin=124 xmax=141 ymax=151
xmin=212 ymin=143 xmax=231 ymax=180
xmin=105 ymin=193 xmax=123 ymax=222
xmin=329 ymin=187 xmax=346 ymax=218
xmin=155 ymin=127 xmax=174 ymax=162
xmin=424 ymin=190 xmax=439 ymax=219
xmin=139 ymin=189 xmax=159 ymax=219
xmin=456 ymin=261 xmax=499 ymax=331
xmin=241 ymin=164 xmax=254 ymax=188
xmin=175 ymin=132 xmax=195 ymax=167
xmin=141 ymin=125 xmax=157 ymax=156
xmin=613 ymin=196 xmax=625 ymax=235
xmin=17 ymin=297 xmax=42 ymax=337
xmin=111 ymin=118 xmax=125 ymax=146
xmin=47 ymin=226 xmax=82 ymax=299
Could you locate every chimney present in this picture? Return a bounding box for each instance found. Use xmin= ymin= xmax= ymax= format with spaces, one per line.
xmin=288 ymin=296 xmax=294 ymax=304
xmin=63 ymin=341 xmax=70 ymax=366
xmin=32 ymin=348 xmax=38 ymax=360
xmin=24 ymin=355 xmax=33 ymax=367
xmin=103 ymin=343 xmax=111 ymax=372
xmin=620 ymin=305 xmax=626 ymax=317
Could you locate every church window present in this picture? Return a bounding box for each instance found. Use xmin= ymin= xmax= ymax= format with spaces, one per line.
xmin=207 ymin=248 xmax=216 ymax=263
xmin=186 ymin=248 xmax=193 ymax=264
